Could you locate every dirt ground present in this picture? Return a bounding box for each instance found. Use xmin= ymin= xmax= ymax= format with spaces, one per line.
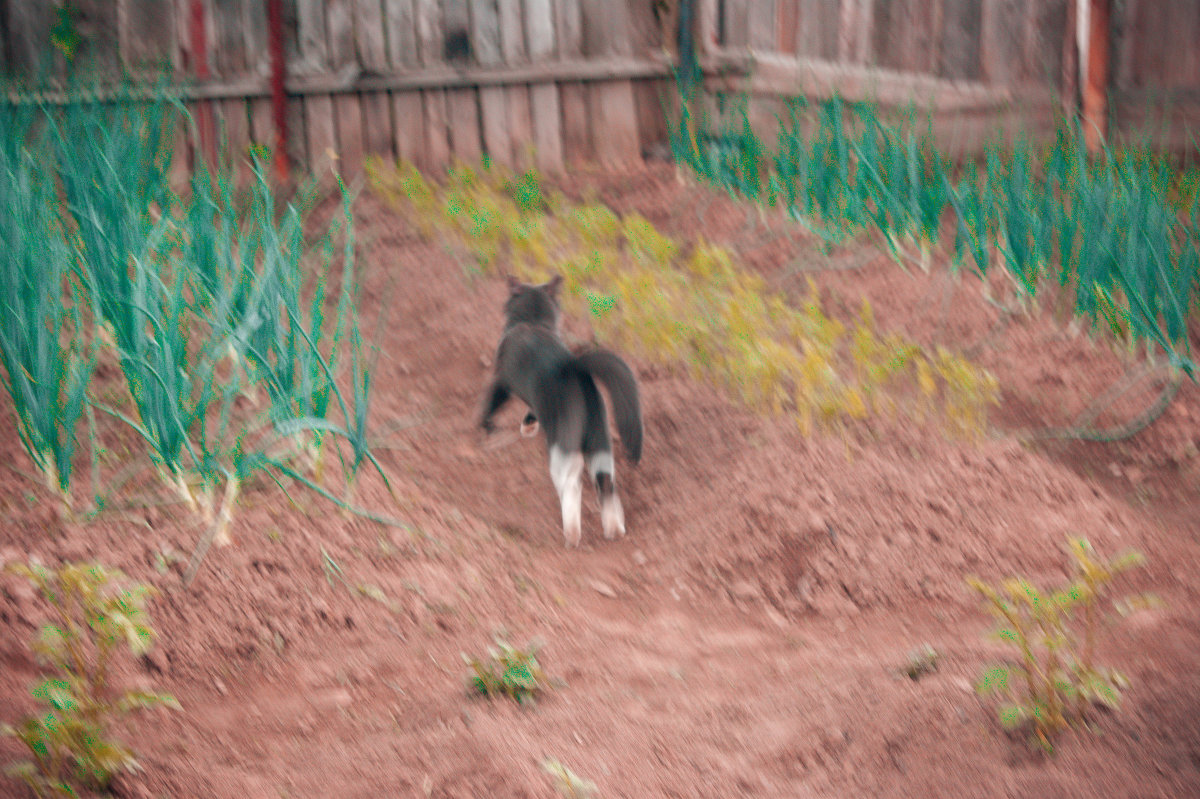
xmin=2 ymin=164 xmax=1200 ymax=799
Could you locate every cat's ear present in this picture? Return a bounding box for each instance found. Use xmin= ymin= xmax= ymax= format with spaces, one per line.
xmin=506 ymin=274 xmax=523 ymax=295
xmin=544 ymin=274 xmax=563 ymax=297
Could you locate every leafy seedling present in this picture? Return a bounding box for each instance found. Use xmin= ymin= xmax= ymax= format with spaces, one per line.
xmin=968 ymin=538 xmax=1154 ymax=753
xmin=2 ymin=562 xmax=179 ymax=797
xmin=899 ymin=643 xmax=940 ymax=681
xmin=463 ymin=637 xmax=551 ymax=705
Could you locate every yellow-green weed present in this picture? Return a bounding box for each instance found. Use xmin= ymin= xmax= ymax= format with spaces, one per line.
xmin=367 ymin=158 xmax=998 ymax=437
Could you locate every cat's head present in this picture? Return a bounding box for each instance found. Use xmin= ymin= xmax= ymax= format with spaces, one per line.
xmin=503 ymin=274 xmax=562 ymax=330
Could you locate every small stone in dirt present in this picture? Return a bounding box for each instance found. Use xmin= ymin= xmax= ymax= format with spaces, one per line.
xmin=589 ymin=579 xmax=618 ymax=598
xmin=632 ymin=549 xmax=648 ymax=566
xmin=729 ymin=580 xmax=760 ymax=601
xmin=764 ymin=604 xmax=789 ymax=629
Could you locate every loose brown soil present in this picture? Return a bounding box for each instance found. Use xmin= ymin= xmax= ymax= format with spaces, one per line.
xmin=3 ymin=164 xmax=1199 ymax=799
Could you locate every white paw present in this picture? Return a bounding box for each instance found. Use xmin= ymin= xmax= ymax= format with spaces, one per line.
xmin=601 ymin=498 xmax=626 ymax=540
xmin=563 ymin=521 xmax=582 ymax=548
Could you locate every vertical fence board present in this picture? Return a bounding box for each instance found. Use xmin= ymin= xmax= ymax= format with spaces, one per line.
xmin=447 ymin=88 xmax=484 ymax=162
xmin=802 ymin=0 xmax=841 ymax=60
xmin=495 ymin=0 xmax=532 ymax=166
xmin=839 ymin=0 xmax=876 ymax=64
xmin=72 ymin=0 xmax=121 ymax=74
xmin=327 ymin=0 xmax=363 ymax=174
xmin=589 ymin=81 xmax=640 ymax=167
xmin=873 ymin=0 xmax=938 ymax=73
xmin=356 ymin=0 xmax=394 ymax=162
xmin=580 ymin=0 xmax=639 ymax=167
xmin=424 ymin=88 xmax=452 ymax=168
xmin=479 ymin=87 xmax=512 ymax=164
xmin=295 ymin=0 xmax=329 ymax=73
xmin=633 ymin=78 xmax=668 ymax=154
xmin=525 ymin=0 xmax=557 ymax=59
xmin=243 ymin=0 xmax=269 ymax=74
xmin=212 ymin=0 xmax=248 ymax=76
xmin=473 ymin=0 xmax=512 ymax=164
xmin=385 ymin=0 xmax=422 ymax=164
xmin=530 ymin=84 xmax=563 ymax=170
xmin=559 ymin=81 xmax=592 ymax=163
xmin=442 ymin=0 xmax=481 ymax=163
xmin=119 ymin=0 xmax=174 ymax=70
xmin=362 ymin=92 xmax=395 ymax=162
xmin=697 ymin=0 xmax=719 ymax=54
xmin=221 ymin=97 xmax=252 ymax=185
xmin=392 ymin=91 xmax=427 ymax=166
xmin=305 ymin=94 xmax=338 ymax=173
xmin=556 ymin=0 xmax=583 ymax=56
xmin=525 ymin=0 xmax=563 ymax=170
xmin=3 ymin=2 xmax=54 ymax=72
xmin=981 ymin=0 xmax=1024 ymax=84
xmin=778 ymin=0 xmax=799 ymax=54
xmin=723 ymin=0 xmax=750 ymax=47
xmin=415 ymin=0 xmax=449 ymax=168
xmin=334 ymin=94 xmax=367 ymax=175
xmin=555 ymin=0 xmax=590 ymax=163
xmin=285 ymin=95 xmax=308 ymax=175
xmin=249 ymin=96 xmax=272 ymax=150
xmin=356 ymin=0 xmax=389 ymax=69
xmin=385 ymin=0 xmax=419 ymax=67
xmin=939 ymin=0 xmax=982 ymax=80
xmin=748 ymin=1 xmax=777 ymax=50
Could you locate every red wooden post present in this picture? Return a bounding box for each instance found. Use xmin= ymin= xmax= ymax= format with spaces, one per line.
xmin=1082 ymin=0 xmax=1110 ymax=152
xmin=189 ymin=0 xmax=217 ymax=170
xmin=267 ymin=0 xmax=290 ymax=182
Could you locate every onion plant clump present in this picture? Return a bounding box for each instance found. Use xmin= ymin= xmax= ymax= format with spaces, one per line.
xmin=0 ymin=102 xmax=95 ymax=517
xmin=368 ymin=157 xmax=998 ymax=437
xmin=669 ymin=82 xmax=1198 ymax=381
xmin=0 ymin=89 xmax=385 ymax=544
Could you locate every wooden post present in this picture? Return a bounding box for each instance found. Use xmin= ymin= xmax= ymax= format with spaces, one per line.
xmin=189 ymin=0 xmax=217 ymax=170
xmin=267 ymin=0 xmax=289 ymax=182
xmin=1081 ymin=0 xmax=1110 ymax=152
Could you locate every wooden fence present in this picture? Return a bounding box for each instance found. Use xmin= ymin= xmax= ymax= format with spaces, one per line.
xmin=1 ymin=0 xmax=674 ymax=177
xmin=2 ymin=1 xmax=1198 ymax=177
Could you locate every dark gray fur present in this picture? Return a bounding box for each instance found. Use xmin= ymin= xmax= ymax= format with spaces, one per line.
xmin=480 ymin=275 xmax=643 ymax=463
xmin=481 ymin=275 xmax=642 ymax=543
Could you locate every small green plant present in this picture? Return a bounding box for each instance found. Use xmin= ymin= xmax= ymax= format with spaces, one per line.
xmin=542 ymin=758 xmax=598 ymax=798
xmin=2 ymin=561 xmax=179 ymax=797
xmin=463 ymin=637 xmax=551 ymax=705
xmin=967 ymin=538 xmax=1152 ymax=752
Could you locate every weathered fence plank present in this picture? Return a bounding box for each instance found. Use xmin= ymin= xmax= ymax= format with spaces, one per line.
xmin=473 ymin=0 xmax=513 ymax=164
xmin=385 ymin=0 xmax=419 ymax=68
xmin=357 ymin=0 xmax=394 ymax=161
xmin=556 ymin=0 xmax=590 ymax=164
xmin=525 ymin=0 xmax=563 ymax=171
xmin=392 ymin=90 xmax=427 ymax=166
xmin=580 ymin=0 xmax=640 ymax=167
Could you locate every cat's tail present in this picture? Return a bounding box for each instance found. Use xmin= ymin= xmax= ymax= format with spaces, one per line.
xmin=571 ymin=349 xmax=643 ymax=462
